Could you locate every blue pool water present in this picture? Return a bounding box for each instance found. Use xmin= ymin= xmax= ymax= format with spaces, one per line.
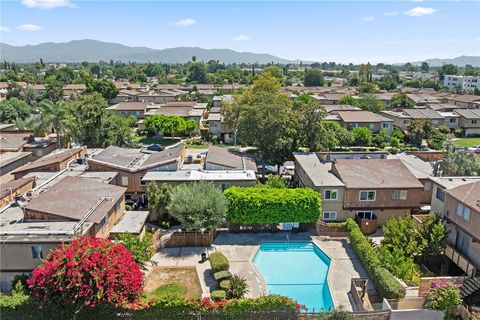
xmin=253 ymin=242 xmax=334 ymax=312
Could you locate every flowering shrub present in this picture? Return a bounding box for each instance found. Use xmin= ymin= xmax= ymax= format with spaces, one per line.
xmin=27 ymin=236 xmax=143 ymax=312
xmin=426 ymin=280 xmax=462 ymax=311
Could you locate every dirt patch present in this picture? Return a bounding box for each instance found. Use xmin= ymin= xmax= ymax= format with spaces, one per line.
xmin=144 ymin=267 xmax=202 ymax=298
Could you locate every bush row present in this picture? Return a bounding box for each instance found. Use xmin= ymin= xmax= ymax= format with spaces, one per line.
xmin=209 ymin=252 xmax=230 ymax=300
xmin=345 ymin=219 xmax=406 ymax=299
xmin=224 ymin=187 xmax=321 ymax=224
xmin=1 ymin=295 xmax=301 ymax=320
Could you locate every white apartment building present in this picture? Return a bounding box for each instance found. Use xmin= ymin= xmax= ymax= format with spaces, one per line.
xmin=444 ymin=75 xmax=480 ymax=93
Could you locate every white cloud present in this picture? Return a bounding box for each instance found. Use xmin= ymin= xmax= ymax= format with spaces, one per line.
xmin=404 ymin=7 xmax=438 ymax=16
xmin=232 ymin=35 xmax=250 ymax=42
xmin=17 ymin=24 xmax=43 ymax=31
xmin=21 ymin=0 xmax=76 ymax=9
xmin=174 ymin=18 xmax=197 ymax=27
xmin=384 ymin=12 xmax=399 ymax=16
xmin=362 ymin=16 xmax=374 ymax=22
xmin=0 ymin=26 xmax=11 ymax=32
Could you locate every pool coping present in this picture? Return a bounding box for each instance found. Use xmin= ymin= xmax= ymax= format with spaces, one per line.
xmin=249 ymin=240 xmax=335 ymax=311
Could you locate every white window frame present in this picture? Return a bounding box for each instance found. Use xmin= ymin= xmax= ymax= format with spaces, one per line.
xmin=359 ymin=190 xmax=376 ymax=201
xmin=323 ymin=211 xmax=337 ymax=221
xmin=324 ymin=189 xmax=338 ymax=201
xmin=139 ymin=176 xmax=146 ymax=186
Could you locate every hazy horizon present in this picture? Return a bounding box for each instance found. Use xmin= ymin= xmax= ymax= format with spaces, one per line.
xmin=0 ymin=0 xmax=479 ymax=64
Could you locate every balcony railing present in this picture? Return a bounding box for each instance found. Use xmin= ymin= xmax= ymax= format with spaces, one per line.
xmin=444 ymin=242 xmax=477 ymax=278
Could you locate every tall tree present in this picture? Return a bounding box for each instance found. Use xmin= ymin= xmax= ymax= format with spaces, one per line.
xmin=432 ymin=141 xmax=480 ymax=177
xmin=293 ymin=94 xmax=326 ymax=151
xmin=86 ymin=78 xmax=119 ymax=101
xmin=420 ymin=62 xmax=429 ymax=73
xmin=304 ymin=68 xmax=324 ymax=86
xmin=37 ymin=100 xmax=68 ymax=148
xmin=391 ymin=93 xmax=414 ymax=109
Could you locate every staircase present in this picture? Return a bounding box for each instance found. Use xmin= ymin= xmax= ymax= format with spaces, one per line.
xmin=460 ymin=277 xmax=480 ymax=299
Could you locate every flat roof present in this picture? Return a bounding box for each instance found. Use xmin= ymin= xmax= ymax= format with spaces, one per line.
xmin=0 ymin=132 xmax=33 ymax=152
xmin=293 ymin=152 xmax=345 ymax=187
xmin=89 ymin=145 xmax=184 ymax=172
xmin=25 ymin=176 xmax=126 ymax=224
xmin=108 ymin=102 xmax=150 ymax=111
xmin=0 ymin=151 xmax=31 ymax=168
xmin=110 ymin=211 xmax=149 ymax=234
xmin=142 ymin=169 xmax=257 ymax=182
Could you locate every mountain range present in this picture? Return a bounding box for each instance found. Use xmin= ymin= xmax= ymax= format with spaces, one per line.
xmin=1 ymin=39 xmax=479 ymax=66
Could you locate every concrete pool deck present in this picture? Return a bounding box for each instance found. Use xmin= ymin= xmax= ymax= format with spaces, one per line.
xmin=150 ymin=232 xmax=373 ymax=310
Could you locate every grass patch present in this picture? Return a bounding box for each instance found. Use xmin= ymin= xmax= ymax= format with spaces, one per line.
xmin=138 ymin=136 xmax=181 ymax=146
xmin=144 ymin=267 xmax=202 ymax=300
xmin=453 ymin=138 xmax=480 ymax=148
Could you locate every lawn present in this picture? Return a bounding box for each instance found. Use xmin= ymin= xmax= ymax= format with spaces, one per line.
xmin=453 ymin=138 xmax=480 ymax=148
xmin=143 ymin=267 xmax=202 ymax=300
xmin=138 ymin=136 xmax=182 ymax=146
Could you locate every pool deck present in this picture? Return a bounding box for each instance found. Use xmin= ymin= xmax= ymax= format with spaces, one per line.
xmin=150 ymin=232 xmax=372 ymax=310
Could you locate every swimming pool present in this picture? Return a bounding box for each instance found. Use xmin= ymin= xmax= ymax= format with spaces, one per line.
xmin=252 ymin=242 xmax=334 ymax=312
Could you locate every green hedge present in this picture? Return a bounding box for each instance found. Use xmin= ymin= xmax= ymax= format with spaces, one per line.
xmin=210 ymin=290 xmax=226 ymax=301
xmin=345 ymin=219 xmax=405 ymax=299
xmin=209 ymin=252 xmax=229 ymax=273
xmin=224 ymin=187 xmax=321 ymax=224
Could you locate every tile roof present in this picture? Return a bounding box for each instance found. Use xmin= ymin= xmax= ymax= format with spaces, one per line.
xmin=332 ymin=159 xmax=423 ymax=189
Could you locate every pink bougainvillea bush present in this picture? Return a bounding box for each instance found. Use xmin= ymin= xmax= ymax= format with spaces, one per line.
xmin=27 ymin=236 xmax=143 ymax=311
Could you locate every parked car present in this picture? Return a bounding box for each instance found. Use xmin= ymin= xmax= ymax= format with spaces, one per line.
xmin=147 ymin=144 xmax=165 ymax=152
xmin=468 ymin=145 xmax=480 ymax=152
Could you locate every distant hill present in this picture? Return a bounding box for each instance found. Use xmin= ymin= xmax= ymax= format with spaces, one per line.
xmin=0 ymin=39 xmax=293 ymax=64
xmin=412 ymin=56 xmax=480 ymax=67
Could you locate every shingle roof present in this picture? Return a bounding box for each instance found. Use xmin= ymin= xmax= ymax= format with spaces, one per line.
xmin=337 ymin=111 xmax=392 ymax=123
xmin=206 ymin=146 xmax=257 ymax=172
xmin=446 ymin=181 xmax=480 ymax=212
xmin=454 ymin=109 xmax=480 ymax=119
xmin=404 ymin=109 xmax=444 ymax=120
xmin=108 ymin=102 xmax=150 ymax=111
xmin=25 ymin=176 xmax=126 ymax=224
xmin=332 ymin=159 xmax=423 ymax=189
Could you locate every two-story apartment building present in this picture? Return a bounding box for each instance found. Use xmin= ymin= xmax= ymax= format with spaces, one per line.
xmin=293 ymin=154 xmax=424 ymax=225
xmin=443 ymin=181 xmax=480 ymax=269
xmin=381 ymin=109 xmax=446 ymax=131
xmin=454 ymin=109 xmax=480 ymax=137
xmin=336 ymin=111 xmax=394 ymax=134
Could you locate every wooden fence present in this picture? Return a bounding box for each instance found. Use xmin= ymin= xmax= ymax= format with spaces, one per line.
xmin=162 ymin=229 xmax=217 ymax=248
xmin=314 ymin=221 xmax=348 ymax=237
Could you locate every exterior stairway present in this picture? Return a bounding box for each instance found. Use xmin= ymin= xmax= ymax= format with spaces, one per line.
xmin=460 ymin=277 xmax=480 ymax=299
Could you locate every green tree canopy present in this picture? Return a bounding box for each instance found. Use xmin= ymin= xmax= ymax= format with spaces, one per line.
xmin=352 ymin=127 xmax=373 ymax=146
xmin=432 ymin=141 xmax=480 ymax=176
xmin=357 ymin=94 xmax=385 ymax=113
xmin=263 ymin=65 xmax=284 ymax=81
xmin=390 ymin=93 xmax=413 ymax=109
xmin=0 ymin=98 xmax=31 ymax=123
xmin=167 ymin=181 xmax=227 ymax=231
xmin=144 ymin=114 xmax=187 ymax=137
xmin=304 ymin=68 xmax=324 ymax=86
xmin=293 ymin=94 xmax=326 ymax=151
xmin=86 ymin=78 xmax=119 ymax=101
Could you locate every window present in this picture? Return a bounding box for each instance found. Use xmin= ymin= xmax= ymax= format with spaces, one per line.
xmin=450 ymin=118 xmax=456 ymax=123
xmin=324 ymin=189 xmax=338 ymax=201
xmin=139 ymin=176 xmax=146 ymax=186
xmin=457 ymin=203 xmax=471 ymax=222
xmin=101 ymin=215 xmax=109 ymax=229
xmin=323 ymin=211 xmax=337 ymax=221
xmin=121 ymin=176 xmax=129 ymax=186
xmin=392 ymin=190 xmax=408 ymax=200
xmin=382 ymin=123 xmax=390 ymax=129
xmin=403 ymin=120 xmax=410 ymax=125
xmin=472 ymin=120 xmax=478 ymax=125
xmin=356 ymin=211 xmax=374 ymax=220
xmin=31 ymin=246 xmax=43 ymax=259
xmin=352 ymin=123 xmax=359 ymax=128
xmin=221 ymin=183 xmax=230 ymax=191
xmin=359 ymin=190 xmax=376 ymax=201
xmin=368 ymin=123 xmax=374 ymax=130
xmin=435 ymin=187 xmax=445 ymax=202
xmin=114 ymin=202 xmax=120 ymax=212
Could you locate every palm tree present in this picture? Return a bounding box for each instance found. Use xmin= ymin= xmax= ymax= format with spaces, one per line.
xmin=37 ymin=100 xmax=68 ymax=148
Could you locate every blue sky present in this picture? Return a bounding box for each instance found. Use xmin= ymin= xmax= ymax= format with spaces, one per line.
xmin=0 ymin=0 xmax=479 ymax=63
